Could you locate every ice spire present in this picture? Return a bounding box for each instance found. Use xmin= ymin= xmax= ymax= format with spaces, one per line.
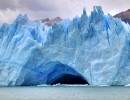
xmin=83 ymin=7 xmax=87 ymax=16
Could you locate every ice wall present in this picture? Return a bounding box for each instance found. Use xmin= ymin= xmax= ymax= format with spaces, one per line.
xmin=0 ymin=6 xmax=130 ymax=86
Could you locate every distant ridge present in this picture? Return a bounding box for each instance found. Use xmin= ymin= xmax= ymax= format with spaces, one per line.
xmin=42 ymin=17 xmax=62 ymax=26
xmin=114 ymin=9 xmax=130 ymax=24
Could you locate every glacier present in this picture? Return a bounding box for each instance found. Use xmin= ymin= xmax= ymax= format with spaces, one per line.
xmin=0 ymin=6 xmax=130 ymax=86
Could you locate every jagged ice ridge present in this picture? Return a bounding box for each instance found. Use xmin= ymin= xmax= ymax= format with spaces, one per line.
xmin=0 ymin=6 xmax=130 ymax=86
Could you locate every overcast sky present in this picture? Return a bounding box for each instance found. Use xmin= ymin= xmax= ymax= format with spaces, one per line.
xmin=0 ymin=0 xmax=130 ymax=24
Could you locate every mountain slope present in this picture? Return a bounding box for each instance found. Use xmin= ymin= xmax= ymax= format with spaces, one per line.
xmin=42 ymin=17 xmax=62 ymax=26
xmin=114 ymin=9 xmax=130 ymax=24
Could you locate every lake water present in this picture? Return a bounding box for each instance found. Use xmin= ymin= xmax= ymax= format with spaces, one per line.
xmin=0 ymin=86 xmax=130 ymax=100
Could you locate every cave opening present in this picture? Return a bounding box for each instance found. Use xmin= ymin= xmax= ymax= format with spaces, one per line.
xmin=48 ymin=73 xmax=89 ymax=85
xmin=20 ymin=61 xmax=89 ymax=86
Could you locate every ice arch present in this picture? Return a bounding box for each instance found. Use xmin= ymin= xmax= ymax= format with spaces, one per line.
xmin=21 ymin=61 xmax=89 ymax=86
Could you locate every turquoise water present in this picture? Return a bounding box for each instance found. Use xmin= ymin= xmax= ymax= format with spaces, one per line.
xmin=0 ymin=86 xmax=130 ymax=100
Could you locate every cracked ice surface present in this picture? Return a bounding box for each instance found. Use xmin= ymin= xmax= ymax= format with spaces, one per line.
xmin=0 ymin=6 xmax=130 ymax=86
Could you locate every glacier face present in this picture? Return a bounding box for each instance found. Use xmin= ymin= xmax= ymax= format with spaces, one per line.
xmin=0 ymin=6 xmax=130 ymax=86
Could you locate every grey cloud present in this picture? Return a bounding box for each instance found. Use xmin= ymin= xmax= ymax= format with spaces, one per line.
xmin=16 ymin=0 xmax=86 ymax=19
xmin=18 ymin=0 xmax=57 ymax=11
xmin=0 ymin=0 xmax=18 ymax=10
xmin=0 ymin=0 xmax=130 ymax=24
xmin=85 ymin=0 xmax=130 ymax=15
